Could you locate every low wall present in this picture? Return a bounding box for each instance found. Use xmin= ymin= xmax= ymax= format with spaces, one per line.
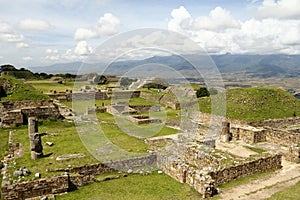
xmin=249 ymin=117 xmax=300 ymax=128
xmin=54 ymin=154 xmax=157 ymax=174
xmin=1 ymin=153 xmax=157 ymax=200
xmin=231 ymin=125 xmax=266 ymax=144
xmin=157 ymin=152 xmax=282 ymax=198
xmin=0 ymin=100 xmax=55 ymax=113
xmin=111 ymin=91 xmax=140 ymax=99
xmin=129 ymin=105 xmax=161 ymax=112
xmin=209 ymin=154 xmax=282 ymax=186
xmin=1 ymin=175 xmax=69 ymax=200
xmin=71 ymin=92 xmax=109 ymax=101
xmin=265 ymin=129 xmax=300 ymax=146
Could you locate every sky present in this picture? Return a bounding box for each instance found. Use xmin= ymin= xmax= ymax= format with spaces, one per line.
xmin=0 ymin=0 xmax=300 ymax=67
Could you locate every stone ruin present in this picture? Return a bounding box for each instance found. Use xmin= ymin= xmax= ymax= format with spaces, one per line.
xmin=28 ymin=117 xmax=43 ymax=160
xmin=0 ymin=100 xmax=61 ymax=128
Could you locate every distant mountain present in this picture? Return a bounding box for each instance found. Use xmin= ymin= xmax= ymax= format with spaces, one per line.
xmin=29 ymin=54 xmax=300 ymax=78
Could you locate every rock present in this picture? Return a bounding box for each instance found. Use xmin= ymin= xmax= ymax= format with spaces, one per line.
xmin=46 ymin=142 xmax=54 ymax=146
xmin=127 ymin=169 xmax=133 ymax=174
xmin=13 ymin=170 xmax=23 ymax=177
xmin=22 ymin=168 xmax=31 ymax=176
xmin=35 ymin=173 xmax=41 ymax=178
xmin=157 ymin=170 xmax=163 ymax=174
xmin=56 ymin=153 xmax=86 ymax=161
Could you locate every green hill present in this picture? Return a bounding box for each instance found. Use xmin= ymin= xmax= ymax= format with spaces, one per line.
xmin=1 ymin=64 xmax=37 ymax=79
xmin=198 ymin=87 xmax=300 ymax=122
xmin=0 ymin=76 xmax=49 ymax=101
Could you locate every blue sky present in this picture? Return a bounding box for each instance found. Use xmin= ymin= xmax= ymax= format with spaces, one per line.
xmin=0 ymin=0 xmax=300 ymax=67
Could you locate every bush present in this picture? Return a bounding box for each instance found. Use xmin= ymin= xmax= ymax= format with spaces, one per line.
xmin=196 ymin=87 xmax=210 ymax=98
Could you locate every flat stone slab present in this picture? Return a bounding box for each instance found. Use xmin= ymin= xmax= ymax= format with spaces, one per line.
xmin=56 ymin=153 xmax=85 ymax=161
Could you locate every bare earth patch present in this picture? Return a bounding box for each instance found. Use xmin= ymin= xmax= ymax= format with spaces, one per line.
xmin=216 ymin=141 xmax=258 ymax=158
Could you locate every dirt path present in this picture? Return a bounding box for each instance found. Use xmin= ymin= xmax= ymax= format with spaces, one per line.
xmin=219 ymin=159 xmax=300 ymax=200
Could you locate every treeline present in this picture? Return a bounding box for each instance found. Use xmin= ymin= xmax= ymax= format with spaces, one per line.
xmin=0 ymin=64 xmax=77 ymax=80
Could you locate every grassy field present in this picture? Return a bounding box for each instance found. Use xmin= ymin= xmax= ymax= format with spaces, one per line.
xmin=198 ymin=87 xmax=300 ymax=121
xmin=267 ymin=181 xmax=300 ymax=200
xmin=56 ymin=172 xmax=202 ymax=200
xmin=0 ymin=76 xmax=49 ymax=101
xmin=26 ymin=80 xmax=77 ymax=93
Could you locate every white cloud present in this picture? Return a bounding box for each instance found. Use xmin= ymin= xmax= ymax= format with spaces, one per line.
xmin=0 ymin=21 xmax=24 ymax=43
xmin=19 ymin=19 xmax=51 ymax=31
xmin=74 ymin=28 xmax=98 ymax=40
xmin=193 ymin=7 xmax=240 ymax=31
xmin=257 ymin=0 xmax=300 ymax=19
xmin=0 ymin=33 xmax=24 ymax=42
xmin=0 ymin=22 xmax=13 ymax=33
xmin=168 ymin=6 xmax=300 ymax=54
xmin=168 ymin=6 xmax=192 ymax=32
xmin=45 ymin=48 xmax=58 ymax=54
xmin=97 ymin=13 xmax=120 ymax=35
xmin=74 ymin=13 xmax=120 ymax=40
xmin=22 ymin=56 xmax=33 ymax=61
xmin=74 ymin=40 xmax=92 ymax=55
xmin=16 ymin=42 xmax=29 ymax=48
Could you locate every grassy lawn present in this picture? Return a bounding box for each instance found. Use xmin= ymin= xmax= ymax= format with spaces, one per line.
xmin=0 ymin=76 xmax=49 ymax=101
xmin=10 ymin=120 xmax=98 ymax=180
xmin=0 ymin=129 xmax=9 ymax=197
xmin=267 ymin=181 xmax=300 ymax=200
xmin=26 ymin=80 xmax=78 ymax=93
xmin=56 ymin=172 xmax=202 ymax=200
xmin=198 ymin=87 xmax=300 ymax=122
xmin=218 ymin=169 xmax=276 ymax=190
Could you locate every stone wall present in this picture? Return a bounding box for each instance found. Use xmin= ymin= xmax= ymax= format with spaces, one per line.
xmin=0 ymin=100 xmax=61 ymax=128
xmin=249 ymin=117 xmax=300 ymax=128
xmin=265 ymin=128 xmax=300 ymax=146
xmin=71 ymin=92 xmax=109 ymax=101
xmin=1 ymin=153 xmax=157 ymax=200
xmin=129 ymin=105 xmax=161 ymax=112
xmin=209 ymin=154 xmax=282 ymax=186
xmin=231 ymin=125 xmax=266 ymax=144
xmin=111 ymin=91 xmax=140 ymax=99
xmin=1 ymin=175 xmax=69 ymax=200
xmin=0 ymin=100 xmax=55 ymax=112
xmin=157 ymin=152 xmax=282 ymax=198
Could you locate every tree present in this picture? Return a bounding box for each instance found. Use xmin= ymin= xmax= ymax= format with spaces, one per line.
xmin=196 ymin=87 xmax=210 ymax=98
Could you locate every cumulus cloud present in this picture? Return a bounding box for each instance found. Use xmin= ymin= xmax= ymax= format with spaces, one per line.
xmin=257 ymin=0 xmax=300 ymax=19
xmin=45 ymin=48 xmax=58 ymax=54
xmin=0 ymin=22 xmax=13 ymax=33
xmin=74 ymin=13 xmax=120 ymax=40
xmin=0 ymin=33 xmax=24 ymax=42
xmin=19 ymin=19 xmax=51 ymax=31
xmin=74 ymin=40 xmax=92 ymax=55
xmin=97 ymin=13 xmax=120 ymax=35
xmin=22 ymin=56 xmax=33 ymax=61
xmin=74 ymin=28 xmax=98 ymax=40
xmin=16 ymin=42 xmax=29 ymax=48
xmin=168 ymin=6 xmax=192 ymax=32
xmin=194 ymin=7 xmax=240 ymax=31
xmin=0 ymin=21 xmax=24 ymax=43
xmin=168 ymin=5 xmax=300 ymax=54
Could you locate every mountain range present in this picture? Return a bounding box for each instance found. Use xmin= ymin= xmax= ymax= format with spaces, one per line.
xmin=29 ymin=54 xmax=300 ymax=78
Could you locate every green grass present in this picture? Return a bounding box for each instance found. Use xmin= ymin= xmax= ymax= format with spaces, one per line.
xmin=218 ymin=169 xmax=276 ymax=190
xmin=198 ymin=87 xmax=300 ymax=122
xmin=10 ymin=120 xmax=99 ymax=180
xmin=0 ymin=129 xmax=9 ymax=197
xmin=266 ymin=181 xmax=300 ymax=200
xmin=26 ymin=80 xmax=78 ymax=93
xmin=0 ymin=76 xmax=49 ymax=101
xmin=244 ymin=145 xmax=266 ymax=154
xmin=56 ymin=172 xmax=202 ymax=200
